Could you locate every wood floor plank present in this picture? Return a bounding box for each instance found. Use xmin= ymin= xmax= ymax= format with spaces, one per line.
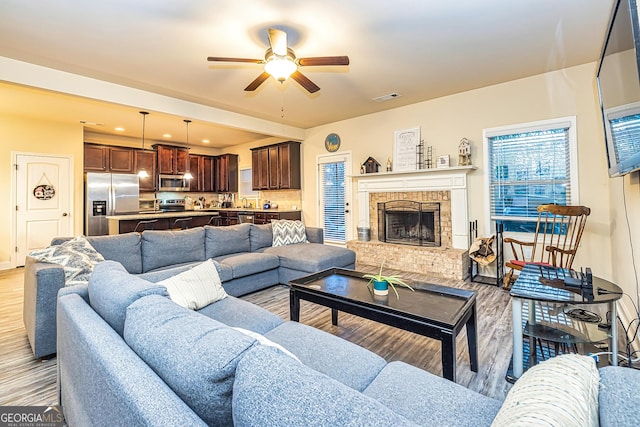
xmin=0 ymin=263 xmax=514 ymax=407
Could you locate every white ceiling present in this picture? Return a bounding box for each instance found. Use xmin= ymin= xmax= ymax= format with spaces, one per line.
xmin=0 ymin=0 xmax=614 ymax=148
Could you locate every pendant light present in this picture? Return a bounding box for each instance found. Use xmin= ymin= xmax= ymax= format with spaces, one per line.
xmin=183 ymin=119 xmax=193 ymax=180
xmin=137 ymin=111 xmax=150 ymax=178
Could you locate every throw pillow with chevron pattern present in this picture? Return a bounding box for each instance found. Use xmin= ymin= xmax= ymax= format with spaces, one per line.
xmin=28 ymin=235 xmax=105 ymax=286
xmin=272 ymin=219 xmax=308 ymax=247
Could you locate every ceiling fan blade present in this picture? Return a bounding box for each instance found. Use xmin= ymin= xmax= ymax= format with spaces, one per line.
xmin=244 ymin=72 xmax=271 ymax=91
xmin=268 ymin=28 xmax=288 ymax=56
xmin=207 ymin=56 xmax=263 ymax=64
xmin=290 ymin=71 xmax=320 ymax=93
xmin=298 ymin=56 xmax=350 ymax=66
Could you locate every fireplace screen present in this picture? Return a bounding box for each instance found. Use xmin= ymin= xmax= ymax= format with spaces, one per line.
xmin=377 ymin=201 xmax=441 ymax=246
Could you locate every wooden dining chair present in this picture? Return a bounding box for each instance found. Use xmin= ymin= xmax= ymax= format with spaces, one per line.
xmin=503 ymin=204 xmax=590 ymax=289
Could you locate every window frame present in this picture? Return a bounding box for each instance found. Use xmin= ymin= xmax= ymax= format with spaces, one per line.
xmin=482 ymin=116 xmax=580 ymax=238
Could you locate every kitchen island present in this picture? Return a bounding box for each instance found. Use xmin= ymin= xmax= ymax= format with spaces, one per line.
xmin=106 ymin=208 xmax=301 ymax=234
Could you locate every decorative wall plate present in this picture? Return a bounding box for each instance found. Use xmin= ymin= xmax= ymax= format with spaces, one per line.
xmin=324 ymin=133 xmax=341 ymax=152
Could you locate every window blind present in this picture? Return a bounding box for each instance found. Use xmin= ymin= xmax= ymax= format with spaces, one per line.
xmin=319 ymin=161 xmax=346 ymax=242
xmin=488 ymin=127 xmax=571 ymax=233
xmin=609 ymin=113 xmax=640 ymax=164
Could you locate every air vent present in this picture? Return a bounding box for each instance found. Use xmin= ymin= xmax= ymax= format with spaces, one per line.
xmin=372 ymin=93 xmax=401 ymax=102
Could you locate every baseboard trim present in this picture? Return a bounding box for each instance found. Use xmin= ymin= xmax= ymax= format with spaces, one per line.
xmin=0 ymin=261 xmax=12 ymax=271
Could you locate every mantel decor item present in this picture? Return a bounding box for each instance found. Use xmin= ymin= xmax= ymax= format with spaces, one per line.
xmin=458 ymin=137 xmax=472 ymax=166
xmin=437 ymin=155 xmax=450 ymax=168
xmin=393 ymin=126 xmax=420 ymax=171
xmin=324 ymin=133 xmax=341 ymax=152
xmin=363 ymin=156 xmax=381 ymax=173
xmin=363 ymin=261 xmax=414 ymax=298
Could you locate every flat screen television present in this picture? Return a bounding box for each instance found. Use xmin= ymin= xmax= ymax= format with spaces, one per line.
xmin=596 ymin=0 xmax=640 ymax=177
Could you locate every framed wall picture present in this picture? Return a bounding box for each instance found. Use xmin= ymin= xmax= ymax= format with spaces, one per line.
xmin=393 ymin=127 xmax=420 ymax=172
xmin=437 ymin=155 xmax=450 ymax=168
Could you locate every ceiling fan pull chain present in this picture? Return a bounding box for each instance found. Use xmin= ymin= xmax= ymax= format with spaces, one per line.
xmin=280 ymin=89 xmax=285 ymax=119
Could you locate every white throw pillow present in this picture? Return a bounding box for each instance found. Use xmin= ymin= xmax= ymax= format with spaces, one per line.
xmin=159 ymin=259 xmax=227 ymax=310
xmin=28 ymin=235 xmax=105 ymax=286
xmin=272 ymin=219 xmax=308 ymax=247
xmin=491 ymin=354 xmax=600 ymax=427
xmin=232 ymin=327 xmax=301 ymax=363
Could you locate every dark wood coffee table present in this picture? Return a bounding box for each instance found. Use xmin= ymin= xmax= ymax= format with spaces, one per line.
xmin=289 ymin=268 xmax=478 ymax=382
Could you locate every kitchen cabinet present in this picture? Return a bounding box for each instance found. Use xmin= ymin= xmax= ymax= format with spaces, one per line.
xmin=253 ymin=211 xmax=301 ymax=224
xmin=219 ymin=210 xmax=239 ymax=226
xmin=215 ymin=154 xmax=238 ymax=193
xmin=251 ymin=148 xmax=270 ymax=190
xmin=188 ymin=155 xmax=216 ymax=192
xmin=155 ymin=144 xmax=189 ymax=175
xmin=84 ymin=144 xmax=108 ymax=171
xmin=84 ymin=143 xmax=134 ymax=173
xmin=250 ymin=141 xmax=301 ymax=190
xmin=135 ymin=150 xmax=157 ymax=192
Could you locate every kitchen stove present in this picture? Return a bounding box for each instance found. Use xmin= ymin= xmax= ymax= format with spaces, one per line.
xmin=160 ymin=199 xmax=186 ymax=212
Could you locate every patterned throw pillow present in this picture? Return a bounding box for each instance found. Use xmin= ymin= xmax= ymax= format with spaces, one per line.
xmin=271 ymin=219 xmax=308 ymax=247
xmin=491 ymin=354 xmax=599 ymax=427
xmin=159 ymin=259 xmax=227 ymax=310
xmin=28 ymin=235 xmax=105 ymax=286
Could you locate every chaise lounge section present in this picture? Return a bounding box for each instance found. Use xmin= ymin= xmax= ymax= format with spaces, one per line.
xmin=24 ymin=223 xmax=355 ymax=358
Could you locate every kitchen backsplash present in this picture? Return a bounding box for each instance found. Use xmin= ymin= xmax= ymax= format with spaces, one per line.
xmin=141 ymin=189 xmax=302 ymax=210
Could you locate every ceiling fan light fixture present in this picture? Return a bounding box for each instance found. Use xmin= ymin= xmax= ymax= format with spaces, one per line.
xmin=264 ymin=56 xmax=297 ymax=82
xmin=183 ymin=119 xmax=193 ymax=180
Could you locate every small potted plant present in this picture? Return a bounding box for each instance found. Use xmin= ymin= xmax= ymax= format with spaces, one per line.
xmin=363 ymin=261 xmax=414 ymax=299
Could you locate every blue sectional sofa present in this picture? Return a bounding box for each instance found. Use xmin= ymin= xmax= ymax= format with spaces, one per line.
xmin=24 ymin=223 xmax=355 ymax=358
xmin=57 ymin=261 xmax=640 ymax=426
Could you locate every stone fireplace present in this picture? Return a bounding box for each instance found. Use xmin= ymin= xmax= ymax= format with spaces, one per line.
xmin=347 ymin=167 xmax=475 ymax=279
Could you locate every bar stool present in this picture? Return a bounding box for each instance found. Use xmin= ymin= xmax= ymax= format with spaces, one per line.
xmin=207 ymin=215 xmax=221 ymax=226
xmin=133 ymin=219 xmax=158 ymax=233
xmin=171 ymin=217 xmax=192 ymax=230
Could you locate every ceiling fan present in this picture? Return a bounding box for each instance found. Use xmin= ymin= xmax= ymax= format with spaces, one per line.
xmin=207 ymin=28 xmax=349 ymax=93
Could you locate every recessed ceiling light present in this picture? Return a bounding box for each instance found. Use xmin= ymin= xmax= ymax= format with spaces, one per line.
xmin=79 ymin=120 xmax=103 ymax=125
xmin=163 ymin=133 xmax=172 ymax=138
xmin=201 ymin=139 xmax=210 ymax=144
xmin=115 ymin=127 xmax=125 ymax=131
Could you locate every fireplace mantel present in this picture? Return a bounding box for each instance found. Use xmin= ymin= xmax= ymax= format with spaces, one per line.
xmin=355 ymin=166 xmax=476 ymax=249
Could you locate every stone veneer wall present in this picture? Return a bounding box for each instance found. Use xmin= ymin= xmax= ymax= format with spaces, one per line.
xmin=349 ymin=190 xmax=468 ymax=279
xmin=369 ymin=190 xmax=452 ymax=247
xmin=347 ymin=240 xmax=469 ymax=280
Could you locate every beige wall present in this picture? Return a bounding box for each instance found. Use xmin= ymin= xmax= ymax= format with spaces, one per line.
xmin=0 ymin=114 xmax=84 ymax=266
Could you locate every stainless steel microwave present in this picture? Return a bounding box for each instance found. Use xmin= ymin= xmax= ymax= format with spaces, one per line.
xmin=158 ymin=174 xmax=189 ymax=192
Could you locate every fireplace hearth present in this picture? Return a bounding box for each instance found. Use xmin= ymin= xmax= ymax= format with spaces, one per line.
xmin=377 ymin=201 xmax=441 ymax=247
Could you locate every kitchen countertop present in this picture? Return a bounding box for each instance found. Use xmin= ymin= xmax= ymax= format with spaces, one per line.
xmin=106 ymin=208 xmax=300 ymax=221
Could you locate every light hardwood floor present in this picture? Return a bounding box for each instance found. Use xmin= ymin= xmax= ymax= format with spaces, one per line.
xmin=0 ymin=264 xmax=514 ymax=407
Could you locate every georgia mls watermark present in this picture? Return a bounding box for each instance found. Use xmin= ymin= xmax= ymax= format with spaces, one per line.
xmin=0 ymin=406 xmax=65 ymax=427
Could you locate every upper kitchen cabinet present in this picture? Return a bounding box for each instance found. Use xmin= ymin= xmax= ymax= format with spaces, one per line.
xmin=187 ymin=155 xmax=216 ymax=192
xmin=215 ymin=154 xmax=238 ymax=193
xmin=155 ymin=144 xmax=189 ymax=175
xmin=84 ymin=143 xmax=134 ymax=173
xmin=135 ymin=149 xmax=157 ymax=192
xmin=251 ymin=141 xmax=301 ymax=190
xmin=251 ymin=148 xmax=269 ymax=190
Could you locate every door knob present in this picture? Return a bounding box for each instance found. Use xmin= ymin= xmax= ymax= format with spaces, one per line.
xmin=62 ymin=213 xmax=68 ymax=217
xmin=345 ymin=210 xmax=350 ymax=213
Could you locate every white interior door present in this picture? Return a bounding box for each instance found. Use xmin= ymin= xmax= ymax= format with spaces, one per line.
xmin=14 ymin=153 xmax=73 ymax=267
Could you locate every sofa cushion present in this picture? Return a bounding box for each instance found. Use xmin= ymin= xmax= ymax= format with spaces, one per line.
xmin=88 ymin=261 xmax=168 ymax=336
xmin=232 ymin=327 xmax=300 ymax=362
xmin=262 ymin=242 xmax=356 ymax=272
xmin=216 ymin=252 xmax=280 ymax=279
xmin=232 ymin=345 xmax=419 ymax=427
xmin=158 ymin=260 xmax=227 ymax=310
xmin=141 ymin=228 xmax=205 ymax=272
xmin=196 ymin=295 xmax=283 ymax=335
xmin=205 ymin=223 xmax=251 ymax=258
xmin=271 ymin=219 xmax=308 ymax=246
xmin=249 ymin=223 xmax=273 ymax=251
xmin=124 ymin=295 xmax=257 ymax=427
xmin=491 ymin=354 xmax=599 ymax=427
xmin=364 ymin=361 xmax=502 ymax=426
xmin=87 ymin=232 xmax=142 ymax=274
xmin=264 ymin=321 xmax=386 ymax=391
xmin=28 ymin=235 xmax=105 ymax=286
xmin=599 ymin=365 xmax=640 ymax=426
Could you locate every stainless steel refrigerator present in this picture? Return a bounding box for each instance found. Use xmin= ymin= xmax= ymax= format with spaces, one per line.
xmin=85 ymin=172 xmax=140 ymax=236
